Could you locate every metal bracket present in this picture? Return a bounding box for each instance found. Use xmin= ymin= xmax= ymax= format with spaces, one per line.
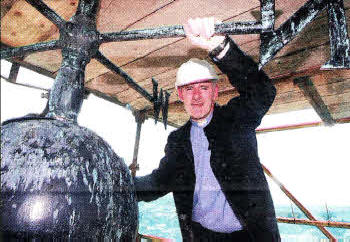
xmin=93 ymin=51 xmax=169 ymax=127
xmin=260 ymin=0 xmax=327 ymax=68
xmin=260 ymin=0 xmax=350 ymax=69
xmin=259 ymin=0 xmax=276 ymax=69
xmin=322 ymin=0 xmax=350 ymax=69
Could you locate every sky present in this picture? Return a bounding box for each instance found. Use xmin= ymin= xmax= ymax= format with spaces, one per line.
xmin=1 ymin=59 xmax=350 ymax=209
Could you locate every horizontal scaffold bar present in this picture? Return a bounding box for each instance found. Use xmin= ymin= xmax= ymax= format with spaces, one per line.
xmin=277 ymin=217 xmax=350 ymax=229
xmin=100 ymin=22 xmax=264 ymax=43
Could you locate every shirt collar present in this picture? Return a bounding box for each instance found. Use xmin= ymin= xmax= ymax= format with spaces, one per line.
xmin=191 ymin=111 xmax=213 ymax=128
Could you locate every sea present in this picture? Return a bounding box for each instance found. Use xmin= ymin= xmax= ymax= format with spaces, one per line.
xmin=138 ymin=193 xmax=350 ymax=242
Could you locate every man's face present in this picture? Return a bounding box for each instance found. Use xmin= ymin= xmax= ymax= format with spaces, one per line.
xmin=177 ymin=80 xmax=218 ymax=122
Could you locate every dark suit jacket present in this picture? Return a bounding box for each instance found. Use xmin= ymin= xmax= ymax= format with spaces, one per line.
xmin=135 ymin=37 xmax=281 ymax=241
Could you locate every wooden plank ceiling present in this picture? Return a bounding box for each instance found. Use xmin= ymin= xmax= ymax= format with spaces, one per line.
xmin=1 ymin=0 xmax=349 ymax=127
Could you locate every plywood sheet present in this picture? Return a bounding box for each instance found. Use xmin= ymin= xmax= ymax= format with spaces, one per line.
xmin=1 ymin=0 xmax=19 ymax=19
xmin=96 ymin=0 xmax=176 ymax=33
xmin=1 ymin=0 xmax=77 ymax=46
xmin=88 ymin=0 xmax=261 ymax=81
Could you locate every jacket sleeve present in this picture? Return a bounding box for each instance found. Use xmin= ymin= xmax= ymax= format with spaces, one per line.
xmin=133 ymin=133 xmax=177 ymax=202
xmin=211 ymin=36 xmax=276 ymax=128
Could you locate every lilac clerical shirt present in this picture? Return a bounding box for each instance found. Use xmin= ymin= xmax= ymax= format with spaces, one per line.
xmin=190 ymin=112 xmax=242 ymax=233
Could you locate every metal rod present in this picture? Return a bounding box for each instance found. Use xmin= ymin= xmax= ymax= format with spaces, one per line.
xmin=256 ymin=117 xmax=350 ymax=134
xmin=131 ymin=110 xmax=146 ymax=177
xmin=256 ymin=121 xmax=323 ymax=133
xmin=262 ymin=164 xmax=336 ymax=240
xmin=0 ymin=40 xmax=60 ymax=59
xmin=131 ymin=121 xmax=142 ymax=177
xmin=259 ymin=0 xmax=275 ymax=67
xmin=24 ymin=0 xmax=66 ymax=29
xmin=260 ymin=0 xmax=275 ymax=32
xmin=8 ymin=62 xmax=21 ymax=83
xmin=260 ymin=0 xmax=328 ymax=67
xmin=100 ymin=22 xmax=263 ymax=43
xmin=46 ymin=56 xmax=85 ymax=122
xmin=94 ymin=51 xmax=153 ymax=101
xmin=75 ymin=0 xmax=100 ymax=24
xmin=138 ymin=234 xmax=172 ymax=241
xmin=277 ymin=217 xmax=350 ymax=229
xmin=322 ymin=0 xmax=350 ymax=69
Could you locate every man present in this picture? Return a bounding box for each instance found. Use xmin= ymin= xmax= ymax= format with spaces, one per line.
xmin=134 ymin=17 xmax=280 ymax=241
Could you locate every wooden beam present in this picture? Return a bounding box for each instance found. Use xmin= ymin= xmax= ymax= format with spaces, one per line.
xmin=294 ymin=76 xmax=336 ymax=125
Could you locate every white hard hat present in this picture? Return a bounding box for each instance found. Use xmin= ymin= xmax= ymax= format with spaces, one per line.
xmin=175 ymin=58 xmax=219 ymax=88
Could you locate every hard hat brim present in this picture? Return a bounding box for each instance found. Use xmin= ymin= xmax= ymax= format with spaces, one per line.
xmin=175 ymin=78 xmax=218 ymax=88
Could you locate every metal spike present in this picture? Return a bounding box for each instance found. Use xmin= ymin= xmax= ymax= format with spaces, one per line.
xmin=158 ymin=88 xmax=164 ymax=123
xmin=152 ymin=78 xmax=160 ymax=124
xmin=0 ymin=40 xmax=60 ymax=60
xmin=162 ymin=91 xmax=170 ymax=129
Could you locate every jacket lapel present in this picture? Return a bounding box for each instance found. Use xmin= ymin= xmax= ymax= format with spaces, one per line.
xmin=204 ymin=104 xmax=220 ymax=149
xmin=181 ymin=121 xmax=194 ymax=164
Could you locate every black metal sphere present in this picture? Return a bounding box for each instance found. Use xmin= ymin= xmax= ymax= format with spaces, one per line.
xmin=1 ymin=117 xmax=138 ymax=241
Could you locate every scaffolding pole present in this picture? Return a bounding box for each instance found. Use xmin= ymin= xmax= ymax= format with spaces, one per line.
xmin=277 ymin=217 xmax=350 ymax=229
xmin=130 ymin=110 xmax=147 ymax=177
xmin=262 ymin=164 xmax=337 ymax=241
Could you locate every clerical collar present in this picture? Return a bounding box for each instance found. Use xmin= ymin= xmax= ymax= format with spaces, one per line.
xmin=191 ymin=111 xmax=213 ymax=128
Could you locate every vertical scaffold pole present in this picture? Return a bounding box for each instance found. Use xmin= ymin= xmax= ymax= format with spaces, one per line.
xmin=131 ymin=110 xmax=147 ymax=177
